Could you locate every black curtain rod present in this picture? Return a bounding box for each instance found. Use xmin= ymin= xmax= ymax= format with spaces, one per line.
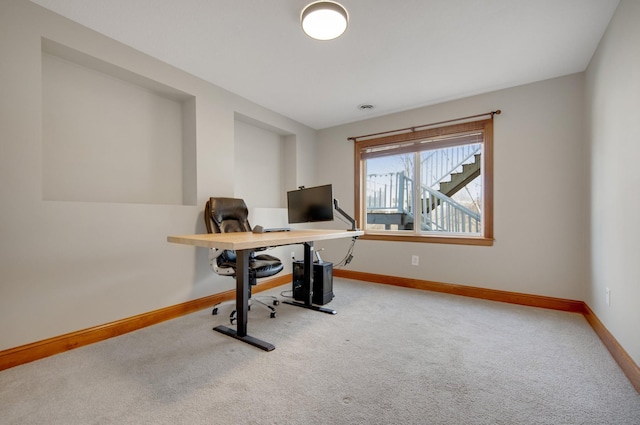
xmin=347 ymin=109 xmax=501 ymax=142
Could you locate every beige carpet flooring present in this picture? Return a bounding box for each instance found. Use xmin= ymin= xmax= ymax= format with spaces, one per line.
xmin=1 ymin=278 xmax=639 ymax=424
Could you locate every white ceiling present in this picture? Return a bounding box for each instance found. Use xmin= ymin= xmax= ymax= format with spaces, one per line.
xmin=30 ymin=0 xmax=619 ymax=130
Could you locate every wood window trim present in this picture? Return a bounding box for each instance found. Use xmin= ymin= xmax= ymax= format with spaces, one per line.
xmin=354 ymin=119 xmax=494 ymax=246
xmin=359 ymin=233 xmax=494 ymax=246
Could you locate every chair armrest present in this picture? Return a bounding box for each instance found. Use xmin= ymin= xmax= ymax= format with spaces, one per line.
xmin=208 ymin=248 xmax=235 ymax=276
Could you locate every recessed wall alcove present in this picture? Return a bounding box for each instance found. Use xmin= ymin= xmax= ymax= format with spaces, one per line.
xmin=233 ymin=112 xmax=297 ymax=209
xmin=41 ymin=38 xmax=197 ymax=205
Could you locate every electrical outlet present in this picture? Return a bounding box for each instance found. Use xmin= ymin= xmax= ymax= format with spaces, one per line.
xmin=411 ymin=255 xmax=419 ymax=266
xmin=606 ymin=287 xmax=610 ymax=306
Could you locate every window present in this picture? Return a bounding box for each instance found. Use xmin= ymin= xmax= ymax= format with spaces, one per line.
xmin=354 ymin=119 xmax=493 ymax=245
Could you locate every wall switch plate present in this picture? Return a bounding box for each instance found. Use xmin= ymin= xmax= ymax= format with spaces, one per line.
xmin=411 ymin=255 xmax=419 ymax=266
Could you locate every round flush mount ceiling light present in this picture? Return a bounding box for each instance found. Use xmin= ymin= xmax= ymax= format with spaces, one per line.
xmin=301 ymin=1 xmax=349 ymax=41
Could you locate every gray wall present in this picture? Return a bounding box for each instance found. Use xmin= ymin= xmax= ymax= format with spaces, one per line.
xmin=316 ymin=73 xmax=589 ymax=302
xmin=0 ymin=0 xmax=316 ymax=351
xmin=585 ymin=0 xmax=640 ymax=366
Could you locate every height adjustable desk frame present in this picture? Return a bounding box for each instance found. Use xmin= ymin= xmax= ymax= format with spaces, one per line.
xmin=167 ymin=229 xmax=362 ymax=351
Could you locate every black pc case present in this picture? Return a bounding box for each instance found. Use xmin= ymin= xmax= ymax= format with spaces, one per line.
xmin=292 ymin=260 xmax=334 ymax=305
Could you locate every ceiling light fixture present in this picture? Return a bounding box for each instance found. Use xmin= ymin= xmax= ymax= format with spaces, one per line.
xmin=301 ymin=1 xmax=349 ymax=41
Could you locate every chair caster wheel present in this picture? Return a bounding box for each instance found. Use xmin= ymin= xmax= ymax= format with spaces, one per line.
xmin=212 ymin=307 xmax=219 ymax=316
xmin=273 ymin=300 xmax=279 ymax=306
xmin=270 ymin=312 xmax=276 ymax=319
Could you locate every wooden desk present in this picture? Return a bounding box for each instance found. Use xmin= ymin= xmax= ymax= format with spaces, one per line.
xmin=168 ymin=229 xmax=362 ymax=351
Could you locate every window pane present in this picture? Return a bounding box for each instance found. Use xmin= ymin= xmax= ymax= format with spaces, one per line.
xmin=364 ymin=153 xmax=415 ymax=231
xmin=419 ymin=143 xmax=482 ymax=234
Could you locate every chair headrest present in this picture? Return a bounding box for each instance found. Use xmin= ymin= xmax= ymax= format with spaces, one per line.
xmin=205 ymin=197 xmax=251 ymax=234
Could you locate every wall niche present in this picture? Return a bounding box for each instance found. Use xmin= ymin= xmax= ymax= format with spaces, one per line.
xmin=41 ymin=38 xmax=196 ymax=205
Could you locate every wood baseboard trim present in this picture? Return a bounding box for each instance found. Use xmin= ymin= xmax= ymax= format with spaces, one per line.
xmin=334 ymin=269 xmax=585 ymax=312
xmin=0 ymin=274 xmax=291 ymax=371
xmin=334 ymin=269 xmax=640 ymax=393
xmin=582 ymin=304 xmax=640 ymax=393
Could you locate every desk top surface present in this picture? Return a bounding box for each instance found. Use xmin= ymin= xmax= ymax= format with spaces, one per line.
xmin=167 ymin=229 xmax=363 ymax=250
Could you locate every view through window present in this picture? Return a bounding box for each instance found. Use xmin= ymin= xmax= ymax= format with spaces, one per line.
xmin=355 ymin=119 xmax=494 ymax=245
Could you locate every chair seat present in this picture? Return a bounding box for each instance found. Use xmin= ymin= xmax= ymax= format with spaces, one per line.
xmin=217 ymin=254 xmax=283 ymax=279
xmin=252 ymin=254 xmax=284 ymax=278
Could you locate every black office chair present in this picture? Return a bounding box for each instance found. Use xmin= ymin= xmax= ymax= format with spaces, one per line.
xmin=204 ymin=197 xmax=283 ymax=324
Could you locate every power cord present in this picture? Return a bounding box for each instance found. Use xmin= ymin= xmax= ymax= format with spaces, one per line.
xmin=331 ymin=236 xmax=358 ymax=268
xmin=280 ymin=289 xmax=294 ymax=299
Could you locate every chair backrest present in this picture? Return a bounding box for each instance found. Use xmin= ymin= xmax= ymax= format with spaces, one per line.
xmin=204 ymin=197 xmax=252 ymax=234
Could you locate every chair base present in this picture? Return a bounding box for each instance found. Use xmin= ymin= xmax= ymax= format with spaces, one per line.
xmin=213 ymin=296 xmax=279 ymax=324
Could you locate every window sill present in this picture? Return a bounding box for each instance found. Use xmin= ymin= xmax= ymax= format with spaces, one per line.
xmin=360 ymin=233 xmax=494 ymax=246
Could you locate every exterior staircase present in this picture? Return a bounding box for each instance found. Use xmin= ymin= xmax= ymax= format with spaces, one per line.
xmin=425 ymin=153 xmax=480 ymax=213
xmin=438 ymin=154 xmax=481 ymax=198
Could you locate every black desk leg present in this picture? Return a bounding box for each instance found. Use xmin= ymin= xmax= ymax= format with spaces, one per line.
xmin=213 ymin=248 xmax=275 ymax=351
xmin=282 ymin=241 xmax=336 ymax=315
xmin=304 ymin=241 xmax=313 ymax=306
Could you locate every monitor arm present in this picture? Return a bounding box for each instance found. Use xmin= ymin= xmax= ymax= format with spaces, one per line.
xmin=333 ymin=199 xmax=359 ymax=231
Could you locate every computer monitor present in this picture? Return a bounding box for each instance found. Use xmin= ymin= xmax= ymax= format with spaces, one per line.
xmin=287 ymin=184 xmax=334 ymax=224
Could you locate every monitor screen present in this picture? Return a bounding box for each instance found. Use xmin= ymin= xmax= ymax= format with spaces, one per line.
xmin=287 ymin=184 xmax=334 ymax=224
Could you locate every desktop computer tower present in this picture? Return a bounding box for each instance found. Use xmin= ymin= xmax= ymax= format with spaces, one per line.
xmin=292 ymin=261 xmax=334 ymax=305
